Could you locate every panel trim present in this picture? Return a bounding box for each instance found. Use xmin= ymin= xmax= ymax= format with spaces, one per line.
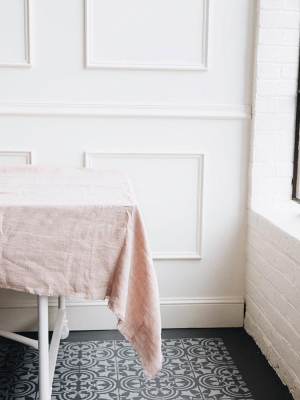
xmin=0 ymin=150 xmax=33 ymax=164
xmin=85 ymin=152 xmax=204 ymax=260
xmin=0 ymin=0 xmax=31 ymax=67
xmin=0 ymin=102 xmax=252 ymax=119
xmin=85 ymin=0 xmax=209 ymax=70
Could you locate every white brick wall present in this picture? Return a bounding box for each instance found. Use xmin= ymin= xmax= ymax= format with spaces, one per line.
xmin=250 ymin=1 xmax=300 ymax=208
xmin=245 ymin=210 xmax=300 ymax=399
xmin=246 ymin=1 xmax=300 ymax=399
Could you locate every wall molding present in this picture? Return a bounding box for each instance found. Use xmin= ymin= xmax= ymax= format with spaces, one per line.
xmin=0 ymin=150 xmax=33 ymax=164
xmin=0 ymin=102 xmax=251 ymax=119
xmin=0 ymin=0 xmax=31 ymax=67
xmin=0 ymin=296 xmax=244 ymax=330
xmin=0 ymin=296 xmax=244 ymax=309
xmin=85 ymin=0 xmax=209 ymax=71
xmin=85 ymin=152 xmax=204 ymax=260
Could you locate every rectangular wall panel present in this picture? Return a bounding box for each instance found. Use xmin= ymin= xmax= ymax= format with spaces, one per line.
xmin=85 ymin=153 xmax=204 ymax=260
xmin=85 ymin=0 xmax=209 ymax=70
xmin=0 ymin=0 xmax=30 ymax=67
xmin=0 ymin=150 xmax=32 ymax=165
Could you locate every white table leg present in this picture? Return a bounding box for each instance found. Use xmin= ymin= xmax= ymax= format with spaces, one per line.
xmin=58 ymin=296 xmax=69 ymax=339
xmin=38 ymin=296 xmax=50 ymax=400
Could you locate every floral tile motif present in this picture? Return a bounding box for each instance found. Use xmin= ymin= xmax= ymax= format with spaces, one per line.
xmin=0 ymin=338 xmax=253 ymax=400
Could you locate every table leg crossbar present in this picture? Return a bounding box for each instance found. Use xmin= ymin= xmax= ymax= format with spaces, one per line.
xmin=0 ymin=295 xmax=69 ymax=400
xmin=0 ymin=329 xmax=39 ymax=349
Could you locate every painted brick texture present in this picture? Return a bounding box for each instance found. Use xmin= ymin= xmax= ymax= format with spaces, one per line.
xmin=245 ymin=210 xmax=300 ymax=399
xmin=250 ymin=1 xmax=300 ymax=208
xmin=246 ymin=1 xmax=300 ymax=399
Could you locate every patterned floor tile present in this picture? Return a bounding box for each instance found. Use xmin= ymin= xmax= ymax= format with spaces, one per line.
xmin=0 ymin=339 xmax=253 ymax=400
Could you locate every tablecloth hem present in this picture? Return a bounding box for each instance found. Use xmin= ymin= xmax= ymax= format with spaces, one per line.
xmin=117 ymin=324 xmax=163 ymax=380
xmin=119 ymin=329 xmax=162 ymax=379
xmin=107 ymin=299 xmax=162 ymax=379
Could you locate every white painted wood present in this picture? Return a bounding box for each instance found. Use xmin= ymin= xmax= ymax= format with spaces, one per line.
xmin=0 ymin=102 xmax=251 ymax=119
xmin=49 ymin=308 xmax=65 ymax=391
xmin=0 ymin=296 xmax=68 ymax=397
xmin=58 ymin=296 xmax=69 ymax=339
xmin=0 ymin=0 xmax=30 ymax=67
xmin=58 ymin=297 xmax=66 ymax=309
xmin=38 ymin=296 xmax=50 ymax=400
xmin=0 ymin=150 xmax=32 ymax=165
xmin=161 ymin=303 xmax=244 ymax=328
xmin=85 ymin=0 xmax=209 ymax=70
xmin=85 ymin=152 xmax=204 ymax=260
xmin=0 ymin=296 xmax=245 ymax=309
xmin=0 ymin=296 xmax=245 ymax=330
xmin=0 ymin=296 xmax=67 ymax=398
xmin=0 ymin=329 xmax=38 ymax=349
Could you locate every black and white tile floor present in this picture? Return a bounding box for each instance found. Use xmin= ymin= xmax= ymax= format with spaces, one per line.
xmin=0 ymin=328 xmax=295 ymax=400
xmin=1 ymin=338 xmax=253 ymax=400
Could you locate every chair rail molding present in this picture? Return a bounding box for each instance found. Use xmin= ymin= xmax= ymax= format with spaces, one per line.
xmin=0 ymin=102 xmax=252 ymax=119
xmin=0 ymin=0 xmax=31 ymax=67
xmin=85 ymin=152 xmax=204 ymax=260
xmin=85 ymin=0 xmax=209 ymax=71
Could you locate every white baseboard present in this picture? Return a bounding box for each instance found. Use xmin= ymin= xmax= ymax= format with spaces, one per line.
xmin=0 ymin=297 xmax=244 ymax=332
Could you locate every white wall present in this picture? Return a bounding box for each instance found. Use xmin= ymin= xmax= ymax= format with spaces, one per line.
xmin=245 ymin=0 xmax=300 ymax=399
xmin=0 ymin=0 xmax=255 ymax=331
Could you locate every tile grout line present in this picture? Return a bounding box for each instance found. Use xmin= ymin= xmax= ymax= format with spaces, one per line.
xmin=113 ymin=340 xmax=120 ymax=400
xmin=180 ymin=338 xmax=205 ymax=400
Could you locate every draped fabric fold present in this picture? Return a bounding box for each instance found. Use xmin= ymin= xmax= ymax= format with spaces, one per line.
xmin=0 ymin=165 xmax=162 ymax=378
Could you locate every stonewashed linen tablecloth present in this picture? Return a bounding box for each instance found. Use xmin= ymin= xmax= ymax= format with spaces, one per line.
xmin=0 ymin=165 xmax=162 ymax=378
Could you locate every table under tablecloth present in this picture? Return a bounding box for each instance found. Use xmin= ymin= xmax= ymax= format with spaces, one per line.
xmin=0 ymin=165 xmax=162 ymax=378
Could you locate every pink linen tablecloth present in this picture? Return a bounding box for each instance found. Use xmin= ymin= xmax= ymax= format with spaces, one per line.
xmin=0 ymin=165 xmax=162 ymax=378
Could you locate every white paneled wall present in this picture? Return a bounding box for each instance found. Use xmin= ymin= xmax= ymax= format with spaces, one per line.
xmin=85 ymin=152 xmax=203 ymax=260
xmin=0 ymin=0 xmax=30 ymax=67
xmin=85 ymin=0 xmax=209 ymax=70
xmin=0 ymin=151 xmax=32 ymax=165
xmin=0 ymin=0 xmax=255 ymax=331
